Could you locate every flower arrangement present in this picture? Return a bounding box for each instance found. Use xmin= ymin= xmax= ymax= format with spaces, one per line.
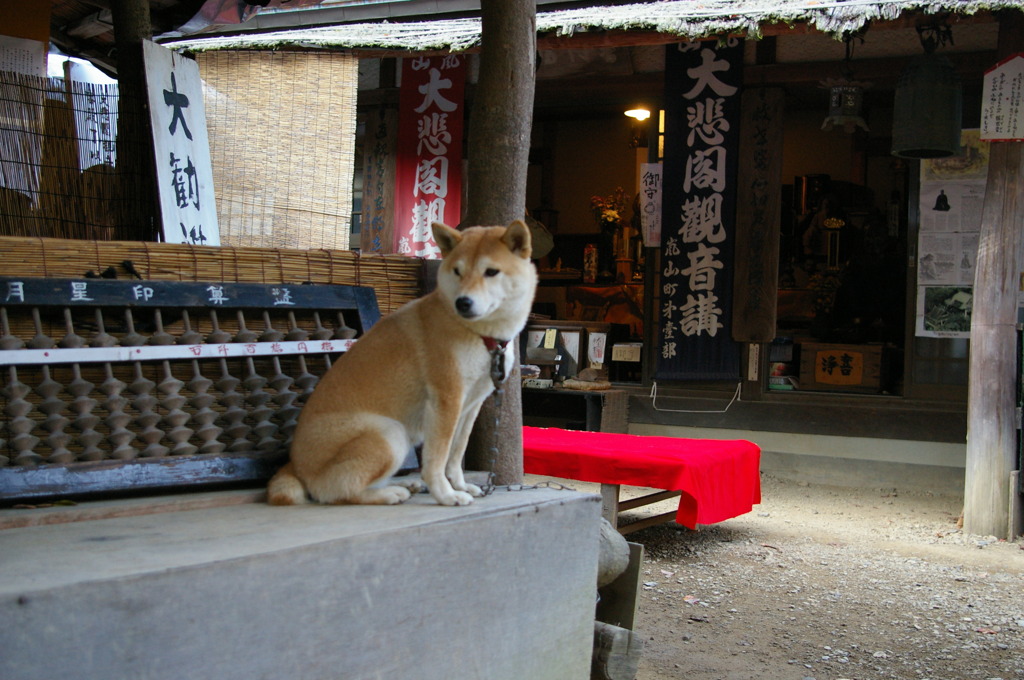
xmin=590 ymin=187 xmax=629 ymax=232
xmin=808 ymin=268 xmax=842 ymax=316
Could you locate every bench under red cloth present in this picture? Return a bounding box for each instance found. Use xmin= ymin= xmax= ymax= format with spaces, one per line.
xmin=522 ymin=426 xmax=761 ymax=529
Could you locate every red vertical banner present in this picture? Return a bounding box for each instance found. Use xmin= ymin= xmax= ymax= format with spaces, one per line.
xmin=394 ymin=54 xmax=466 ymax=258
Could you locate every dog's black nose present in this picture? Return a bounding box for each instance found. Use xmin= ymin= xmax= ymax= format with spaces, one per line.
xmin=455 ymin=297 xmax=474 ymax=314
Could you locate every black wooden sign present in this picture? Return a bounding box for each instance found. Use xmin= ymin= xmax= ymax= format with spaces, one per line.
xmin=656 ymin=39 xmax=744 ymax=381
xmin=0 ymin=277 xmax=380 ymax=327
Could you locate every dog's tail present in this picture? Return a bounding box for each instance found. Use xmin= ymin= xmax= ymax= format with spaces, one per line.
xmin=267 ymin=462 xmax=309 ymax=505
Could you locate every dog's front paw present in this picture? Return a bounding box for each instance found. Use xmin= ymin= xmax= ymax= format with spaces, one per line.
xmin=363 ymin=485 xmax=412 ymax=505
xmin=381 ymin=486 xmax=412 ymax=504
xmin=450 ymin=478 xmax=484 ymax=497
xmin=433 ymin=489 xmax=475 ymax=506
xmin=463 ymin=482 xmax=484 ymax=497
xmin=395 ymin=478 xmax=426 ymax=494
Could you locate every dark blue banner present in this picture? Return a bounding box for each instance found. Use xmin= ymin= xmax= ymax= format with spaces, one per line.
xmin=656 ymin=39 xmax=744 ymax=381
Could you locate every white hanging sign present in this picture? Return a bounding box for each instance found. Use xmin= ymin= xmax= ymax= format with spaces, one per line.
xmin=143 ymin=39 xmax=221 ymax=245
xmin=638 ymin=162 xmax=662 ymax=247
xmin=980 ymin=52 xmax=1024 ymax=142
xmin=587 ymin=332 xmax=607 ymax=368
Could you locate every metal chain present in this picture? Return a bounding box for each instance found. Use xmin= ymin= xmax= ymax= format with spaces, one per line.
xmin=504 ymin=480 xmax=577 ymax=492
xmin=477 ymin=341 xmax=507 ymax=496
xmin=477 ymin=342 xmax=576 ymax=496
xmin=478 ymin=382 xmax=503 ymax=497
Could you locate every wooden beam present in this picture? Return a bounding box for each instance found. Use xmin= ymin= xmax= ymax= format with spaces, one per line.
xmin=745 ymin=51 xmax=997 ymax=86
xmin=0 ymin=453 xmax=284 ymax=503
xmin=362 ymin=50 xmax=998 ymax=113
xmin=50 ymin=29 xmax=119 ymax=74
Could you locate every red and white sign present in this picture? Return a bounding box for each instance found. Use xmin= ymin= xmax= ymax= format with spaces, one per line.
xmin=394 ymin=55 xmax=466 ymax=258
xmin=980 ymin=52 xmax=1024 ymax=142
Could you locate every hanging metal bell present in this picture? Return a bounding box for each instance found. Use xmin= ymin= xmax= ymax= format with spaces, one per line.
xmin=891 ymin=53 xmax=963 ymax=158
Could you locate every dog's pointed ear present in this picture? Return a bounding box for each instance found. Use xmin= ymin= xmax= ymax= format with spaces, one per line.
xmin=502 ymin=219 xmax=533 ymax=260
xmin=432 ymin=222 xmax=461 ymax=256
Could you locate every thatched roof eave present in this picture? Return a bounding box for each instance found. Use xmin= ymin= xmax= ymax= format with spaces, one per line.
xmin=160 ymin=0 xmax=1023 ymax=53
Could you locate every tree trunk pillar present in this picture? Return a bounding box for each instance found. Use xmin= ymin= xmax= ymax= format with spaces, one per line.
xmin=111 ymin=0 xmax=158 ymax=241
xmin=462 ymin=0 xmax=537 ymax=485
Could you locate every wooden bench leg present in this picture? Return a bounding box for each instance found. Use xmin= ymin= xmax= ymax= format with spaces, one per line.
xmin=600 ymin=484 xmax=620 ymax=530
xmin=592 ymin=620 xmax=644 ymax=680
xmin=617 ymin=511 xmax=679 ymax=535
xmin=602 ymin=487 xmax=683 ymax=535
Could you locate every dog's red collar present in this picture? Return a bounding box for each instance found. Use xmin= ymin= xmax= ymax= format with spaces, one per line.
xmin=481 ymin=336 xmax=509 ymax=352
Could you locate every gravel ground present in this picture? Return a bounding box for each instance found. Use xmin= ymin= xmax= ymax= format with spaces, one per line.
xmin=531 ymin=473 xmax=1024 ymax=680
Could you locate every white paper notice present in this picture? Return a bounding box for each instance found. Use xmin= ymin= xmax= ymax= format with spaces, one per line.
xmin=980 ymin=53 xmax=1024 ymax=142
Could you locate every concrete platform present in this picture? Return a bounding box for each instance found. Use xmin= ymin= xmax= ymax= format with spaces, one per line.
xmin=0 ymin=486 xmax=601 ymax=680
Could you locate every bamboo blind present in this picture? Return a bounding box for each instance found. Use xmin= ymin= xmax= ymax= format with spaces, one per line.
xmin=197 ymin=51 xmax=358 ymax=250
xmin=0 ymin=72 xmax=154 ymax=242
xmin=0 ymin=236 xmax=422 ymax=316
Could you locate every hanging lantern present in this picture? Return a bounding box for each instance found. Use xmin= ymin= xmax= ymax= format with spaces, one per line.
xmin=821 ymin=29 xmax=872 ymax=134
xmin=821 ymin=78 xmax=870 ymax=133
xmin=891 ymin=23 xmax=963 ymax=159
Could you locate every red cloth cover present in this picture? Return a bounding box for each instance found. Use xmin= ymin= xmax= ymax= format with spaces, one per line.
xmin=522 ymin=426 xmax=761 ymax=529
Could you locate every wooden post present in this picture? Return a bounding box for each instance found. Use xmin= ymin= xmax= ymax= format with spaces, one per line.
xmin=462 ymin=0 xmax=536 ymax=485
xmin=733 ymin=87 xmax=784 ymax=397
xmin=964 ymin=10 xmax=1024 ymax=538
xmin=359 ymin=106 xmax=398 ymax=254
xmin=591 ymin=621 xmax=644 ymax=680
xmin=731 ymin=86 xmax=783 ymax=345
xmin=964 ymin=140 xmax=1024 ymax=538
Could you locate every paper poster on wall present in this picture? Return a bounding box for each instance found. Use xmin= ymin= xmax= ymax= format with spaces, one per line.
xmin=918 ymin=182 xmax=987 ymax=235
xmin=916 ymin=285 xmax=973 ymax=338
xmin=143 ymin=40 xmax=220 ymax=246
xmin=60 ymin=60 xmax=119 ymax=171
xmin=0 ymin=36 xmax=46 ymax=76
xmin=918 ymin=129 xmax=989 ymax=238
xmin=915 ymin=130 xmax=988 ymax=337
xmin=917 ymin=232 xmax=979 ymax=286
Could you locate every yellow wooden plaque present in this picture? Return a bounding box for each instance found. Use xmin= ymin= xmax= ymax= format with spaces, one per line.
xmin=813 ymin=348 xmax=863 ymax=385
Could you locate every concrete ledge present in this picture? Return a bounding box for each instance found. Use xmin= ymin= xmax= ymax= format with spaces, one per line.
xmin=760 ymin=450 xmax=965 ymax=496
xmin=0 ymin=488 xmax=601 ymax=680
xmin=629 ymin=423 xmax=966 ymax=494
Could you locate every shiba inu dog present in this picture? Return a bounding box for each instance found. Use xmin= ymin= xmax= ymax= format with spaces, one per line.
xmin=267 ymin=220 xmax=536 ymax=507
